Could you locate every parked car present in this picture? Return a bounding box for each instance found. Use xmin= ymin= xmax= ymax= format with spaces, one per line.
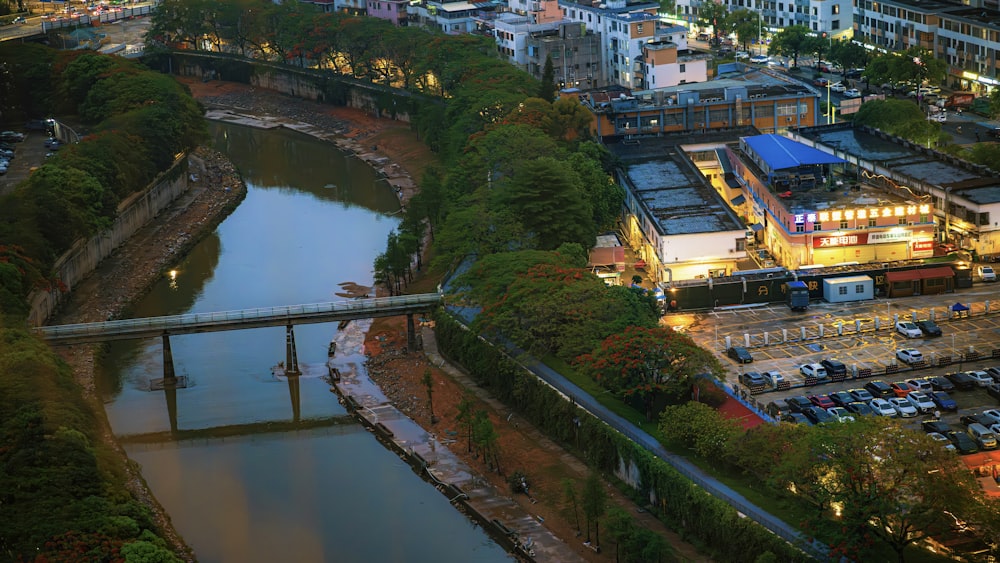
xmin=808 ymin=394 xmax=836 ymax=409
xmin=906 ymin=391 xmax=936 ymax=414
xmin=830 ymin=82 xmax=847 ymax=93
xmin=735 ymin=51 xmax=750 ymax=60
xmin=820 ymin=359 xmax=847 ymax=378
xmin=929 ymin=376 xmax=956 ymax=392
xmin=829 ymin=390 xmax=855 ymax=408
xmin=727 ymin=346 xmax=753 ymax=363
xmin=923 ymin=419 xmax=953 ymax=434
xmin=928 ymin=111 xmax=947 ymax=123
xmin=889 ymin=382 xmax=913 ymax=397
xmin=915 ymin=320 xmax=942 ymax=337
xmin=869 ymin=398 xmax=898 ymax=417
xmin=948 ymin=431 xmax=980 ymax=454
xmin=964 ymin=370 xmax=993 ymax=387
xmin=800 ymin=363 xmax=828 ymax=378
xmin=802 ymin=406 xmax=836 ymax=424
xmin=845 ymin=401 xmax=876 ymax=416
xmin=761 ymin=370 xmax=785 ymax=387
xmin=864 ymin=380 xmax=893 ymax=398
xmin=946 ymin=371 xmax=977 ymax=390
xmin=888 ymin=397 xmax=919 ymax=418
xmin=985 ymin=367 xmax=1000 ymax=383
xmin=814 ymin=77 xmax=830 ymax=87
xmin=845 ymin=68 xmax=864 ymax=79
xmin=848 ymin=387 xmax=875 ymax=402
xmin=895 ymin=321 xmax=923 ymax=338
xmin=749 ymin=54 xmax=769 ymax=64
xmin=979 ymin=265 xmax=997 ymax=282
xmin=960 ymin=413 xmax=996 ymax=427
xmin=12 ymin=16 xmax=26 ymax=23
xmin=781 ymin=412 xmax=812 ymax=425
xmin=927 ymin=432 xmax=957 ymax=451
xmin=896 ymin=349 xmax=924 ymax=364
xmin=844 ymin=88 xmax=862 ymax=98
xmin=981 ymin=409 xmax=1000 ymax=426
xmin=826 ymin=406 xmax=855 ymax=423
xmin=739 ymin=371 xmax=767 ymax=387
xmin=784 ymin=396 xmax=813 ymax=413
xmin=906 ymin=378 xmax=933 ymax=393
xmin=989 ymin=383 xmax=1000 ymax=401
xmin=929 ymin=391 xmax=958 ymax=411
xmin=967 ymin=423 xmax=998 ymax=450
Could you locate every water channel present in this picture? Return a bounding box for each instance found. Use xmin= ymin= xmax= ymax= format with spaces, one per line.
xmin=97 ymin=121 xmax=512 ymax=562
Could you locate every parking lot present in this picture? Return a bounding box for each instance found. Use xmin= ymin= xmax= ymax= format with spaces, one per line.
xmin=665 ymin=282 xmax=1000 ymax=433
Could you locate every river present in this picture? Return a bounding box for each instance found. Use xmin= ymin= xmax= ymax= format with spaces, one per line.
xmin=97 ymin=121 xmax=512 ymax=563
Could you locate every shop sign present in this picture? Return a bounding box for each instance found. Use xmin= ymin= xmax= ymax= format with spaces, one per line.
xmin=814 ymin=233 xmax=867 ymax=247
xmin=868 ymin=230 xmax=912 ymax=244
xmin=913 ymin=240 xmax=934 ymax=252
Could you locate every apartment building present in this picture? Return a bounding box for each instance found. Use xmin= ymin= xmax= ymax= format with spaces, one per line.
xmin=367 ymin=0 xmax=409 ymax=25
xmin=669 ymin=0 xmax=852 ymax=39
xmin=522 ymin=23 xmax=607 ymax=88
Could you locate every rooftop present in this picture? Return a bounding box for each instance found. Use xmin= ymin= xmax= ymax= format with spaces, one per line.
xmin=795 ymin=124 xmax=1000 ymax=204
xmin=609 ymin=138 xmax=746 ymax=236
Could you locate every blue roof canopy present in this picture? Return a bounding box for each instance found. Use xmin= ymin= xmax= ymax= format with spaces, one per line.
xmin=744 ymin=134 xmax=845 ymax=171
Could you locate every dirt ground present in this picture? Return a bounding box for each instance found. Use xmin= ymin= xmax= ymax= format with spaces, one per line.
xmin=51 ymin=77 xmax=709 ymax=562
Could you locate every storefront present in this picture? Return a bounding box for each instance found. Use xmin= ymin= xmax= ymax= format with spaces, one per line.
xmin=961 ymin=452 xmax=1000 ymax=498
xmin=885 ymin=266 xmax=955 ymax=297
xmin=810 ymin=230 xmax=935 ymax=265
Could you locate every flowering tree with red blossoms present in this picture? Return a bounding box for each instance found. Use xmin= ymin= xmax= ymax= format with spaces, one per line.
xmin=575 ymin=326 xmax=723 ymax=420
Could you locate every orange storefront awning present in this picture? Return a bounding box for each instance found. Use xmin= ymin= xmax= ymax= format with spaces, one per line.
xmin=885 ymin=266 xmax=955 ymax=283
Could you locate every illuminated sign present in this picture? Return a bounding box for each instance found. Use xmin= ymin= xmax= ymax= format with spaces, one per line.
xmin=868 ymin=230 xmax=911 ymax=243
xmin=814 ymin=234 xmax=864 ymax=247
xmin=912 ymin=240 xmax=934 ymax=252
xmin=805 ymin=204 xmax=932 ymax=224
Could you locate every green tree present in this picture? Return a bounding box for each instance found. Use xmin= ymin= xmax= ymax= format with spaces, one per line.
xmin=964 ymin=142 xmax=1000 ymax=171
xmin=472 ymin=409 xmax=501 ymax=474
xmin=576 ymin=326 xmax=724 ymax=419
xmin=421 ymin=368 xmax=436 ymax=423
xmin=604 ymin=505 xmax=636 ymax=562
xmin=768 ymin=25 xmax=813 ymax=68
xmin=829 ymin=39 xmax=868 ymax=79
xmin=726 ymin=8 xmax=761 ymax=50
xmin=697 ymin=1 xmax=729 ymax=45
xmin=853 ymin=99 xmax=943 ymax=146
xmin=561 ymin=478 xmax=581 ymax=533
xmin=499 ymin=156 xmax=596 ymax=250
xmin=581 ymin=472 xmax=607 ymax=548
xmin=539 ymin=55 xmax=557 ymax=102
xmin=455 ymin=393 xmax=476 ymax=453
xmin=658 ymin=401 xmax=743 ymax=458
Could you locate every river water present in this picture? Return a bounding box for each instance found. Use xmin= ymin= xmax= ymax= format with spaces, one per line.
xmin=97 ymin=122 xmax=511 ymax=563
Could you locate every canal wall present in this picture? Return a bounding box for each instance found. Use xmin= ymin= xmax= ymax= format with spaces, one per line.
xmin=168 ymin=52 xmax=427 ymax=124
xmin=27 ymin=157 xmax=190 ymax=327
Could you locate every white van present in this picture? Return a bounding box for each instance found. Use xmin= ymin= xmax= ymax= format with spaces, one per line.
xmin=967 ymin=423 xmax=998 ymax=450
xmin=978 ymin=266 xmax=997 ymax=282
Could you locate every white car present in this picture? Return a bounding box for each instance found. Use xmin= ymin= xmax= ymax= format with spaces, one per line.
xmin=979 ymin=266 xmax=997 ymax=282
xmin=830 ymin=82 xmax=847 ymax=93
xmin=982 ymin=409 xmax=1000 ymax=426
xmin=965 ymin=371 xmax=994 ymax=387
xmin=929 ymin=112 xmax=946 ymax=123
xmin=843 ymin=88 xmax=862 ymax=98
xmin=906 ymin=391 xmax=936 ymax=414
xmin=906 ymin=378 xmax=933 ymax=393
xmin=800 ymin=363 xmax=828 ymax=378
xmin=749 ymin=54 xmax=769 ymax=64
xmin=927 ymin=432 xmax=957 ymax=451
xmin=735 ymin=51 xmax=750 ymax=60
xmin=888 ymin=397 xmax=918 ymax=418
xmin=826 ymin=406 xmax=856 ymax=423
xmin=895 ymin=321 xmax=922 ymax=338
xmin=869 ymin=398 xmax=897 ymax=417
xmin=896 ymin=349 xmax=924 ymax=364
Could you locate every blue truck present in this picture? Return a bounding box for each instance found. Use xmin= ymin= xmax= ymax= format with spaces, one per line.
xmin=785 ymin=280 xmax=810 ymax=311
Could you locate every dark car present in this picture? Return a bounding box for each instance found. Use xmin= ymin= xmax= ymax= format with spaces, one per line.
xmin=923 ymin=419 xmax=953 ymax=434
xmin=915 ymin=320 xmax=942 ymax=337
xmin=739 ymin=371 xmax=766 ymax=387
xmin=988 ymin=384 xmax=1000 ymax=402
xmin=808 ymin=394 xmax=836 ymax=409
xmin=845 ymin=68 xmax=863 ymax=79
xmin=930 ymin=391 xmax=958 ymax=411
xmin=802 ymin=406 xmax=835 ymax=425
xmin=764 ymin=401 xmax=785 ymax=418
xmin=960 ymin=413 xmax=996 ymax=427
xmin=781 ymin=412 xmax=812 ymax=425
xmin=727 ymin=346 xmax=753 ymax=364
xmin=820 ymin=359 xmax=847 ymax=378
xmin=864 ymin=380 xmax=893 ymax=398
xmin=845 ymin=401 xmax=876 ymax=416
xmin=784 ymin=396 xmax=813 ymax=413
xmin=946 ymin=371 xmax=977 ymax=391
xmin=929 ymin=376 xmax=956 ymax=392
xmin=829 ymin=390 xmax=855 ymax=408
xmin=985 ymin=367 xmax=1000 ymax=383
xmin=948 ymin=431 xmax=980 ymax=454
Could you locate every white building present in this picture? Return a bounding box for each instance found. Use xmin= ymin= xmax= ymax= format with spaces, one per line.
xmin=641 ymin=40 xmax=710 ymax=88
xmin=673 ymin=0 xmax=852 ymax=40
xmin=559 ymin=0 xmax=663 ymax=88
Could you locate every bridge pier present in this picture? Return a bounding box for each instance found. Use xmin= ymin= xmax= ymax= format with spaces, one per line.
xmin=406 ymin=314 xmax=416 ymax=353
xmin=284 ymin=325 xmax=301 ymax=376
xmin=162 ymin=333 xmax=177 ymax=384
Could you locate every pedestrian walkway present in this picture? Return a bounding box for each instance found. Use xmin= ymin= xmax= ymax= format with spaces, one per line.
xmin=329 ymin=319 xmax=582 ymax=563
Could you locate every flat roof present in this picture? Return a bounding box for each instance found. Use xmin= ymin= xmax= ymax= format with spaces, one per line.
xmin=823 ymin=275 xmax=873 ymax=284
xmin=744 ymin=134 xmax=845 ymax=171
xmin=796 ymin=124 xmax=1000 ymax=204
xmin=615 ymin=145 xmax=745 ymax=236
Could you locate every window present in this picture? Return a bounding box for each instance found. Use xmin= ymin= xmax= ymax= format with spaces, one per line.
xmin=815 ymin=222 xmax=823 ymax=230
xmin=832 ymin=4 xmax=840 ymax=14
xmin=796 ymin=224 xmax=805 ymax=232
xmin=637 ymin=23 xmax=643 ymax=33
xmin=680 ymin=63 xmax=686 ymax=72
xmin=832 ymin=20 xmax=840 ymax=29
xmin=868 ymin=218 xmax=877 ymax=228
xmin=736 ymin=238 xmax=746 ymax=251
xmin=838 ymin=286 xmax=848 ymax=295
xmin=899 ymin=216 xmax=906 ymax=225
xmin=920 ymin=214 xmax=929 ymax=223
xmin=855 ymin=284 xmax=865 ymax=293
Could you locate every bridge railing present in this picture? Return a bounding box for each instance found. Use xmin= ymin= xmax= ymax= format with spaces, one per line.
xmin=38 ymin=293 xmax=443 ymax=340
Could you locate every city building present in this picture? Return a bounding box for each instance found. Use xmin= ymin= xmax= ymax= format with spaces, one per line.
xmin=578 ymin=66 xmax=820 ymax=139
xmin=670 ymin=0 xmax=852 ymax=40
xmin=367 ymin=0 xmax=409 ymax=25
xmin=790 ymin=123 xmax=1000 ymax=258
xmin=606 ymin=132 xmax=752 ymax=284
xmin=519 ymin=22 xmax=606 ymax=88
xmin=640 ymin=39 xmax=712 ymax=89
xmin=409 ymin=0 xmax=498 ymax=34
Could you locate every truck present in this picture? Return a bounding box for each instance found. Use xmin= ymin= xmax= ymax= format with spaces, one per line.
xmin=785 ymin=280 xmax=809 ymax=311
xmin=943 ymin=92 xmax=976 ymax=109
